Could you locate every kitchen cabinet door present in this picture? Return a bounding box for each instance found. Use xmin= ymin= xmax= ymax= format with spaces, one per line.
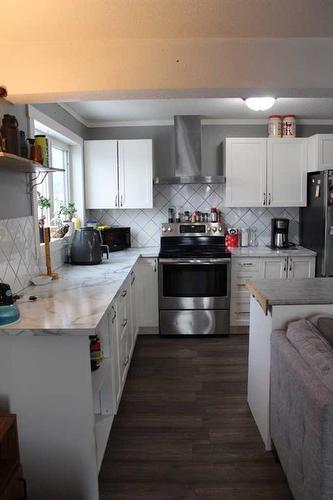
xmin=260 ymin=258 xmax=287 ymax=279
xmin=84 ymin=140 xmax=118 ymax=209
xmin=267 ymin=139 xmax=308 ymax=207
xmin=308 ymin=134 xmax=333 ymax=172
xmin=287 ymin=256 xmax=316 ymax=279
xmin=129 ymin=267 xmax=138 ymax=353
xmin=110 ymin=304 xmax=121 ymax=410
xmin=118 ymin=139 xmax=153 ymax=209
xmin=135 ymin=257 xmax=159 ymax=330
xmin=225 ymin=138 xmax=267 ymax=207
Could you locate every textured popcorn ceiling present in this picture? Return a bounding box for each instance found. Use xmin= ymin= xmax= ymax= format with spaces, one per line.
xmin=88 ymin=184 xmax=299 ymax=248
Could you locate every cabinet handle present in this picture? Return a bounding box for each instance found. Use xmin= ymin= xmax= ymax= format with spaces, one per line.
xmin=268 ymin=193 xmax=271 ymax=205
xmin=121 ymin=289 xmax=127 ymax=297
xmin=124 ymin=355 xmax=129 ymax=367
xmin=115 ymin=194 xmax=118 ymax=207
xmin=289 ymin=258 xmax=292 ymax=272
xmin=263 ymin=193 xmax=267 ymax=206
xmin=240 ymin=262 xmax=253 ymax=267
xmin=153 ymin=259 xmax=157 ymax=272
xmin=283 ymin=258 xmax=287 ymax=272
xmin=131 ymin=274 xmax=136 ymax=285
xmin=111 ymin=306 xmax=117 ymax=323
xmin=122 ymin=318 xmax=128 ymax=328
xmin=120 ymin=195 xmax=123 ymax=207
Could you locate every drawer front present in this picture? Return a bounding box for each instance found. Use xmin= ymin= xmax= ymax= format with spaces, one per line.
xmin=232 ymin=258 xmax=261 ymax=273
xmin=231 ymin=300 xmax=250 ymax=313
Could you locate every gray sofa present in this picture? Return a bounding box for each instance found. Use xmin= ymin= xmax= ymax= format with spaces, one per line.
xmin=271 ymin=316 xmax=333 ymax=500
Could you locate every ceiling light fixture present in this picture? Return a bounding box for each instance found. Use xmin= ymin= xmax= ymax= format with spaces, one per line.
xmin=245 ymin=97 xmax=276 ymax=111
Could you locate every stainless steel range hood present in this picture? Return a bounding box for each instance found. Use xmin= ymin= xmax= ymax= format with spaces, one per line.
xmin=154 ymin=115 xmax=225 ymax=185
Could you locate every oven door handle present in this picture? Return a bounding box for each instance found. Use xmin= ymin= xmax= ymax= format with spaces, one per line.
xmin=158 ymin=258 xmax=231 ymax=264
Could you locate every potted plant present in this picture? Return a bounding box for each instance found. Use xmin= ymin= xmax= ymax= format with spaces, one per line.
xmin=37 ymin=191 xmax=51 ymax=243
xmin=56 ymin=202 xmax=77 ymax=237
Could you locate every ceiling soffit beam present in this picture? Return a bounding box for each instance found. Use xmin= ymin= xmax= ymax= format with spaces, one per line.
xmin=3 ymin=38 xmax=333 ymax=103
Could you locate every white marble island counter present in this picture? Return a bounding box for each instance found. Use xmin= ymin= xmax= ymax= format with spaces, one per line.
xmin=0 ymin=247 xmax=159 ymax=335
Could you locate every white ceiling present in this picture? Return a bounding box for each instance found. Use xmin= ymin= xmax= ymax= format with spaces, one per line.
xmin=2 ymin=0 xmax=333 ymax=42
xmin=64 ymin=98 xmax=333 ymax=126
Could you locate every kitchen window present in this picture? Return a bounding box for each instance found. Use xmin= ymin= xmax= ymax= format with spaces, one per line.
xmin=37 ymin=134 xmax=70 ymax=226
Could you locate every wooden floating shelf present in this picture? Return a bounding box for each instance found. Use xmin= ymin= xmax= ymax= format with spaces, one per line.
xmin=0 ymin=152 xmax=65 ymax=174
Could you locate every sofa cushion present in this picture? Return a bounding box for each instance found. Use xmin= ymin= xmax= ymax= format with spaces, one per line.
xmin=308 ymin=315 xmax=333 ymax=347
xmin=286 ymin=319 xmax=333 ymax=393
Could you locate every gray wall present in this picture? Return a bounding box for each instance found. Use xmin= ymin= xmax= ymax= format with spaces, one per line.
xmin=87 ymin=123 xmax=333 ymax=177
xmin=0 ymin=101 xmax=31 ymax=219
xmin=33 ymin=103 xmax=89 ymax=139
xmin=0 ymin=102 xmax=87 ymax=220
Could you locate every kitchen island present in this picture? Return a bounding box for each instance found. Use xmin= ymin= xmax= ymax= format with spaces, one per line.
xmin=0 ymin=247 xmax=159 ymax=500
xmin=246 ymin=278 xmax=333 ymax=451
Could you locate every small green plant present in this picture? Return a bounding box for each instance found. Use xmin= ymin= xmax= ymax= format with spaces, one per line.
xmin=37 ymin=191 xmax=51 ymax=210
xmin=58 ymin=202 xmax=77 ymax=221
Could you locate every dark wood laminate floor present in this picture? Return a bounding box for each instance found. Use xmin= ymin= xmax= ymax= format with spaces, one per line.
xmin=99 ymin=335 xmax=293 ymax=500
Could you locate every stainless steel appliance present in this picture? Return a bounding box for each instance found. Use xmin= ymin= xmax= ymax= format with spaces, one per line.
xmin=71 ymin=227 xmax=109 ymax=265
xmin=154 ymin=115 xmax=225 ymax=185
xmin=99 ymin=226 xmax=131 ymax=252
xmin=158 ymin=222 xmax=231 ymax=336
xmin=270 ymin=218 xmax=295 ymax=249
xmin=300 ymin=170 xmax=333 ymax=276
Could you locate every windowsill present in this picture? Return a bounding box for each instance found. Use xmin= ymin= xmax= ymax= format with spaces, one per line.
xmin=40 ymin=235 xmax=70 ymax=247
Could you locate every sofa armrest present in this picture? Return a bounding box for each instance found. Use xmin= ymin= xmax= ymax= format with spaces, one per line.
xmin=271 ymin=330 xmax=333 ymax=500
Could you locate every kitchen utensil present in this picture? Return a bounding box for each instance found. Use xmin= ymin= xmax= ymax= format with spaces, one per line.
xmin=0 ymin=283 xmax=20 ymax=326
xmin=241 ymin=228 xmax=249 ymax=247
xmin=34 ymin=135 xmax=49 ymax=166
xmin=0 ymin=114 xmax=20 ymax=154
xmin=43 ymin=227 xmax=59 ymax=280
xmin=71 ymin=227 xmax=109 ymax=265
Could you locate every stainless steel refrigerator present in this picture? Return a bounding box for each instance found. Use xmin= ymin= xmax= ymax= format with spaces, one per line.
xmin=300 ymin=170 xmax=333 ymax=276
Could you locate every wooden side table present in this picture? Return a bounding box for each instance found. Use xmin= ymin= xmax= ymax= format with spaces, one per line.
xmin=0 ymin=415 xmax=26 ymax=500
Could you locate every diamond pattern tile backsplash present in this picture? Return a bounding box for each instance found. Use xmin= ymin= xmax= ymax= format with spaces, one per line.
xmin=0 ymin=216 xmax=39 ymax=293
xmin=88 ymin=184 xmax=300 ymax=248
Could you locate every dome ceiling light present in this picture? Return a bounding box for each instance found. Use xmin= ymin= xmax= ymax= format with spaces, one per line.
xmin=245 ymin=97 xmax=276 ymax=111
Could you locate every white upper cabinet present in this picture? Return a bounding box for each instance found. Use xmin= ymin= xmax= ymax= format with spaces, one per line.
xmin=85 ymin=140 xmax=118 ymax=209
xmin=308 ymin=134 xmax=333 ymax=172
xmin=85 ymin=139 xmax=153 ymax=209
xmin=225 ymin=138 xmax=267 ymax=207
xmin=118 ymin=140 xmax=153 ymax=209
xmin=225 ymin=137 xmax=308 ymax=207
xmin=267 ymin=139 xmax=308 ymax=207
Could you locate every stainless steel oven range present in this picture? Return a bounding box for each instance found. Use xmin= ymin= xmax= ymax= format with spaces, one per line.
xmin=158 ymin=223 xmax=231 ymax=336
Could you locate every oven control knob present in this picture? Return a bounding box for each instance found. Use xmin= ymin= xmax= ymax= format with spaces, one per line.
xmin=218 ymin=226 xmax=222 ymax=232
xmin=162 ymin=227 xmax=166 ymax=232
xmin=167 ymin=226 xmax=172 ymax=232
xmin=207 ymin=226 xmax=211 ymax=232
xmin=213 ymin=227 xmax=217 ymax=232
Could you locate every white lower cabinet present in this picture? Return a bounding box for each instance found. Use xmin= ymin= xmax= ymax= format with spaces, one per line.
xmin=287 ymin=256 xmax=316 ymax=279
xmin=231 ymin=255 xmax=316 ymax=327
xmin=135 ymin=257 xmax=159 ymax=330
xmin=260 ymin=257 xmax=287 ymax=279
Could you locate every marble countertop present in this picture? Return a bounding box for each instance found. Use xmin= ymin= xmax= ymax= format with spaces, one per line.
xmin=246 ymin=278 xmax=333 ymax=313
xmin=230 ymin=246 xmax=316 ymax=258
xmin=0 ymin=247 xmax=159 ymax=336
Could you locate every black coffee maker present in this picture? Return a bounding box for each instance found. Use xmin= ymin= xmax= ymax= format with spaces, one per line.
xmin=270 ymin=218 xmax=295 ymax=249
